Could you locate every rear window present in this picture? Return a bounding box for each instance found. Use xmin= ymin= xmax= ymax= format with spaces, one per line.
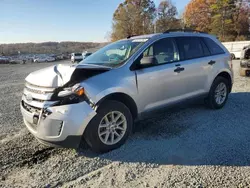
xmin=176 ymin=37 xmax=206 ymax=60
xmin=74 ymin=53 xmax=82 ymax=56
xmin=203 ymin=37 xmax=225 ymax=55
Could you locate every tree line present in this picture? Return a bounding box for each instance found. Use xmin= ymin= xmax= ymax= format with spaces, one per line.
xmin=0 ymin=42 xmax=105 ymax=56
xmin=111 ymin=0 xmax=250 ymax=42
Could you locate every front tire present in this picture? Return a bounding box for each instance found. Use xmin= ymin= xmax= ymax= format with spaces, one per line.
xmin=205 ymin=76 xmax=230 ymax=109
xmin=84 ymin=100 xmax=133 ymax=153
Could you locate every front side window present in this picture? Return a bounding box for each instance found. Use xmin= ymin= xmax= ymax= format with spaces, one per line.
xmin=176 ymin=37 xmax=205 ymax=60
xmin=136 ymin=38 xmax=179 ymax=67
xmin=80 ymin=39 xmax=148 ymax=67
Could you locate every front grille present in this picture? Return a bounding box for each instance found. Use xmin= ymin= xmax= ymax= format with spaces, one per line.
xmin=22 ymin=101 xmax=41 ymax=114
xmin=25 ymin=86 xmax=46 ymax=94
xmin=26 ymin=82 xmax=54 ymax=89
xmin=24 ymin=81 xmax=56 ymax=103
xmin=25 ymin=82 xmax=55 ymax=94
xmin=31 ymin=97 xmax=45 ymax=103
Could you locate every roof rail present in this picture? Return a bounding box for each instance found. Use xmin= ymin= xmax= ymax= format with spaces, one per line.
xmin=127 ymin=35 xmax=138 ymax=39
xmin=163 ymin=29 xmax=207 ymax=34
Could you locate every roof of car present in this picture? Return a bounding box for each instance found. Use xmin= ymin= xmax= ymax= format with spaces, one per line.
xmin=128 ymin=33 xmax=160 ymax=39
xmin=125 ymin=30 xmax=213 ymax=41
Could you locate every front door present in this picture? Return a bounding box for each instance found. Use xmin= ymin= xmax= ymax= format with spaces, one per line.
xmin=134 ymin=37 xmax=184 ymax=112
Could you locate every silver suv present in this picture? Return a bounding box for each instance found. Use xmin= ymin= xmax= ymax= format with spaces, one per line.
xmin=21 ymin=30 xmax=233 ymax=152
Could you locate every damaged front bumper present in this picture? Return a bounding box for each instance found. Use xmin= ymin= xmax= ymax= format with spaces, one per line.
xmin=20 ymin=99 xmax=97 ymax=148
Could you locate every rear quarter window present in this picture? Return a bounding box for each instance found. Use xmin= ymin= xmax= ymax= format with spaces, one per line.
xmin=203 ymin=37 xmax=225 ymax=55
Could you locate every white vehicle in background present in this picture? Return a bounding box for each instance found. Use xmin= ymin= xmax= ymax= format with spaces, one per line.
xmin=71 ymin=53 xmax=83 ymax=63
xmin=33 ymin=56 xmax=56 ymax=63
xmin=222 ymin=41 xmax=250 ymax=59
xmin=83 ymin=52 xmax=92 ymax=59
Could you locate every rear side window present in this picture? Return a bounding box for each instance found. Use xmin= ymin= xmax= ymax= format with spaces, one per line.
xmin=175 ymin=37 xmax=207 ymax=60
xmin=203 ymin=37 xmax=225 ymax=55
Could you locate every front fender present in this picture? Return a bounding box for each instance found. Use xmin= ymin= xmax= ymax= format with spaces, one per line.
xmin=88 ymin=86 xmax=137 ymax=106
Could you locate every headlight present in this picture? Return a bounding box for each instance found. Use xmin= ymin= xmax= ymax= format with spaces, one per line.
xmin=58 ymin=84 xmax=85 ymax=97
xmin=72 ymin=84 xmax=85 ymax=96
xmin=57 ymin=84 xmax=86 ymax=105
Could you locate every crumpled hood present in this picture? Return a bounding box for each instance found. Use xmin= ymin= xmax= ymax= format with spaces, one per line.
xmin=25 ymin=63 xmax=111 ymax=88
xmin=25 ymin=64 xmax=77 ymax=87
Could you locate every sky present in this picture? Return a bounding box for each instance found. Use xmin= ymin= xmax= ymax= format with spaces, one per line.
xmin=0 ymin=0 xmax=190 ymax=44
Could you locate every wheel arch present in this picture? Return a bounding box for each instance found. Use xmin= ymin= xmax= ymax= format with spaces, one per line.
xmin=96 ymin=92 xmax=138 ymax=120
xmin=215 ymin=71 xmax=233 ymax=92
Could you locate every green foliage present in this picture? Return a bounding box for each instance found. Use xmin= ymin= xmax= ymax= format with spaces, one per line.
xmin=155 ymin=0 xmax=181 ymax=32
xmin=111 ymin=0 xmax=156 ymax=41
xmin=184 ymin=0 xmax=250 ymax=41
xmin=111 ymin=0 xmax=184 ymax=40
xmin=210 ymin=0 xmax=235 ymax=41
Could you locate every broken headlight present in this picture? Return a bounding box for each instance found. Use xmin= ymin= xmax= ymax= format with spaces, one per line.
xmin=57 ymin=84 xmax=86 ymax=105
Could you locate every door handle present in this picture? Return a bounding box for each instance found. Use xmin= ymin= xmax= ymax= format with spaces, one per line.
xmin=174 ymin=67 xmax=185 ymax=73
xmin=208 ymin=60 xmax=216 ymax=65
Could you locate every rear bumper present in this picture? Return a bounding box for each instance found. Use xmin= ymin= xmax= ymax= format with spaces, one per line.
xmin=21 ymin=101 xmax=97 ymax=148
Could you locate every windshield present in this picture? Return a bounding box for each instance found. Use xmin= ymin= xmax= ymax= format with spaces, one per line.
xmin=79 ymin=38 xmax=148 ymax=67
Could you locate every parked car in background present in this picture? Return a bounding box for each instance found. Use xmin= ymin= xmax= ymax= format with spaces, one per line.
xmin=21 ymin=30 xmax=233 ymax=153
xmin=0 ymin=56 xmax=10 ymax=64
xmin=33 ymin=56 xmax=56 ymax=63
xmin=222 ymin=41 xmax=250 ymax=59
xmin=241 ymin=45 xmax=250 ymax=59
xmin=239 ymin=45 xmax=250 ymax=76
xmin=10 ymin=58 xmax=26 ymax=64
xmin=71 ymin=53 xmax=83 ymax=63
xmin=83 ymin=52 xmax=92 ymax=59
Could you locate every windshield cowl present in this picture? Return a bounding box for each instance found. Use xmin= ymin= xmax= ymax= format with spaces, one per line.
xmin=76 ymin=63 xmax=112 ymax=70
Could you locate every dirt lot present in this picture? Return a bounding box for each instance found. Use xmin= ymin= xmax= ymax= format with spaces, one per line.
xmin=1 ymin=60 xmax=250 ymax=188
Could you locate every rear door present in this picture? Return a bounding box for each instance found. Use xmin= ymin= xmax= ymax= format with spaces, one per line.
xmin=174 ymin=36 xmax=212 ymax=96
xmin=202 ymin=37 xmax=228 ymax=89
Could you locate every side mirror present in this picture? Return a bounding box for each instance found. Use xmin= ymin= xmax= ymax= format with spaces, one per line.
xmin=130 ymin=56 xmax=157 ymax=71
xmin=140 ymin=56 xmax=157 ymax=65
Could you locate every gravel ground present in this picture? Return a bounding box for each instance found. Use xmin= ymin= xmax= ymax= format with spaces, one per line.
xmin=1 ymin=60 xmax=250 ymax=187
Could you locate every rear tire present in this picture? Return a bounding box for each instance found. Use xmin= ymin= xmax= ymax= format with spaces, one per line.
xmin=83 ymin=100 xmax=133 ymax=153
xmin=205 ymin=76 xmax=229 ymax=109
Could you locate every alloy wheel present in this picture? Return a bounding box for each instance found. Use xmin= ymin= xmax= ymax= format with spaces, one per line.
xmin=98 ymin=111 xmax=127 ymax=145
xmin=214 ymin=82 xmax=227 ymax=105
